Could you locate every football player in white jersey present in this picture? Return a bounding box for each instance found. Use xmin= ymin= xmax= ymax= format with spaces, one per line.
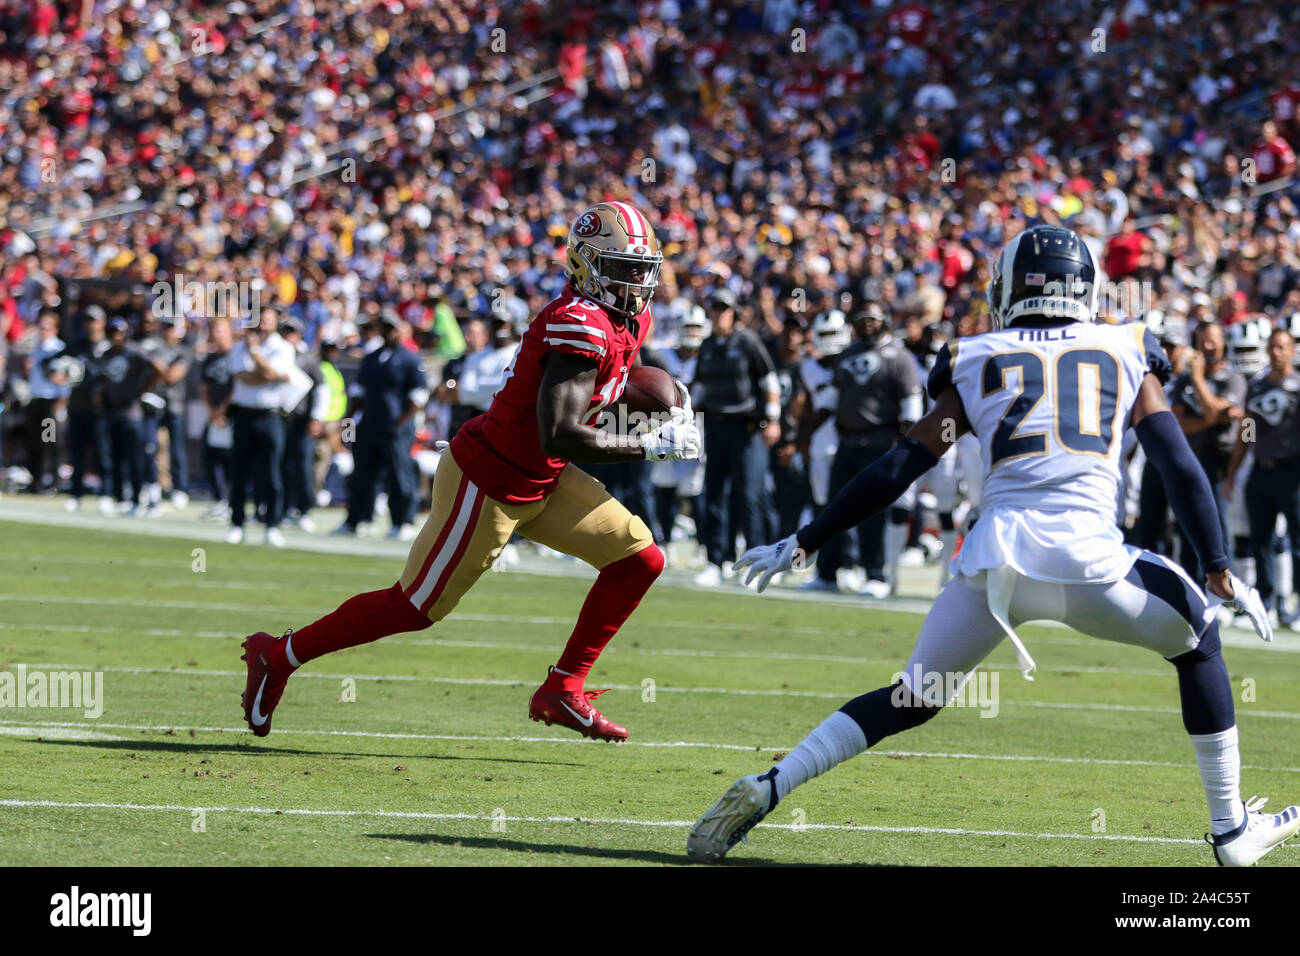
xmin=688 ymin=225 xmax=1297 ymax=866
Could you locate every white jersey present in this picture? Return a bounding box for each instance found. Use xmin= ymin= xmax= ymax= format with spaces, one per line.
xmin=929 ymin=321 xmax=1168 ymax=584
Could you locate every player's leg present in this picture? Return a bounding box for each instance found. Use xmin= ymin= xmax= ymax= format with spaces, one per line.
xmin=689 ymin=573 xmax=1007 ymax=860
xmin=240 ymin=454 xmax=525 ymax=735
xmin=1279 ymin=462 xmax=1300 ymax=624
xmin=1061 ymin=551 xmax=1299 ymax=864
xmin=517 ymin=465 xmax=663 ymax=741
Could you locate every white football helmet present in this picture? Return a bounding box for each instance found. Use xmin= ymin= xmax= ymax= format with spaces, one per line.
xmin=812 ymin=309 xmax=852 ymax=356
xmin=1228 ymin=317 xmax=1272 ymax=375
xmin=679 ymin=305 xmax=711 ymax=350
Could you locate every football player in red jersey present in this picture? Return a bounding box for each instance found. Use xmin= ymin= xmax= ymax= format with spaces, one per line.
xmin=240 ymin=201 xmax=701 ymax=742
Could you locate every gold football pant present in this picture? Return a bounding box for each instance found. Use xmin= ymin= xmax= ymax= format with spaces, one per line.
xmin=398 ymin=452 xmax=655 ymax=620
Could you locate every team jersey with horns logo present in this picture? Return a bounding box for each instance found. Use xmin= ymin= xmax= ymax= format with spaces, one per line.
xmin=450 ymin=290 xmax=650 ymax=504
xmin=928 ymin=321 xmax=1170 ymax=582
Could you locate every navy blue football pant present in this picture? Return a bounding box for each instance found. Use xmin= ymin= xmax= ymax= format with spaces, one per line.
xmin=142 ymin=409 xmax=189 ymax=494
xmin=106 ymin=413 xmax=144 ymax=505
xmin=1246 ymin=457 xmax=1300 ymax=615
xmin=769 ymin=447 xmax=809 ymax=541
xmin=817 ymin=440 xmax=895 ymax=584
xmin=347 ymin=423 xmax=416 ymax=528
xmin=230 ymin=407 xmax=284 ymax=528
xmin=702 ymin=418 xmax=769 ymax=568
xmin=203 ymin=424 xmax=232 ymax=503
xmin=67 ymin=408 xmax=109 ymax=500
xmin=282 ymin=414 xmax=317 ymax=517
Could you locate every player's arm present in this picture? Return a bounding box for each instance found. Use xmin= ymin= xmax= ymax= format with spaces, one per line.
xmin=736 ymin=386 xmax=968 ymax=591
xmin=796 ymin=385 xmax=968 ymax=555
xmin=1131 ymin=373 xmax=1235 ymax=600
xmin=537 ymin=351 xmax=699 ymax=464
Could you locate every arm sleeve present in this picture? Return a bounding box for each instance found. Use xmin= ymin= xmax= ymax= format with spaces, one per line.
xmin=1133 ymin=410 xmax=1230 ymax=574
xmin=795 ymin=436 xmax=940 ymax=554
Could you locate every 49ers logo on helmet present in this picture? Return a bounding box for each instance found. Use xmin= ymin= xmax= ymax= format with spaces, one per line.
xmin=574 ymin=211 xmax=600 ymax=237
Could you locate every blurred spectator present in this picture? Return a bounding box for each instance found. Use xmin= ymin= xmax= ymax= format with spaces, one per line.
xmin=99 ymin=318 xmax=158 ymax=514
xmin=200 ymin=318 xmax=236 ymax=521
xmin=62 ymin=306 xmax=111 ymax=511
xmin=226 ymin=309 xmax=296 ymax=547
xmin=335 ymin=313 xmax=428 ymax=539
xmin=24 ymin=309 xmax=68 ymax=492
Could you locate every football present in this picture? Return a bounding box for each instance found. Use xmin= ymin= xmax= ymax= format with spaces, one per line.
xmin=616 ymin=365 xmax=681 ymax=417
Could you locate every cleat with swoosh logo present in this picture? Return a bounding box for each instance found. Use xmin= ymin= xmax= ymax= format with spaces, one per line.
xmin=240 ymin=631 xmax=291 ymax=738
xmin=528 ymin=684 xmax=628 ymax=742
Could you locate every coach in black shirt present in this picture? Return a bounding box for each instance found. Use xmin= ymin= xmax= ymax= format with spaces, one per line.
xmin=692 ymin=289 xmax=781 ymax=584
xmin=1226 ymin=327 xmax=1300 ymax=621
xmin=1171 ymin=321 xmax=1245 ymax=581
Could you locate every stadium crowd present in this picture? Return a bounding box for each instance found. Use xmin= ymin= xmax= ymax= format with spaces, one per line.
xmin=2 ymin=0 xmax=1300 ymax=619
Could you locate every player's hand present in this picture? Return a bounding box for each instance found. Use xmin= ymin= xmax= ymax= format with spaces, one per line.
xmin=641 ymin=415 xmax=701 ymax=462
xmin=1208 ymin=570 xmax=1272 ymax=642
xmin=734 ymin=533 xmax=806 ymax=593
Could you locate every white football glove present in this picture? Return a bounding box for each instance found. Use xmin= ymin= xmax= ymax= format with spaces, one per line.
xmin=1215 ymin=571 xmax=1273 ymax=643
xmin=641 ymin=409 xmax=701 ymax=462
xmin=733 ymin=533 xmax=808 ymax=593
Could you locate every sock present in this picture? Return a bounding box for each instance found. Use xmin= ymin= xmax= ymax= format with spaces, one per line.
xmin=273 ymin=583 xmax=432 ymax=671
xmin=545 ymin=544 xmax=664 ymax=692
xmin=770 ymin=711 xmax=868 ymax=802
xmin=1191 ymin=726 xmax=1245 ymax=835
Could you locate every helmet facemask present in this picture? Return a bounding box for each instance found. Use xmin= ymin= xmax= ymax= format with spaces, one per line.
xmin=596 ymin=248 xmax=662 ymax=317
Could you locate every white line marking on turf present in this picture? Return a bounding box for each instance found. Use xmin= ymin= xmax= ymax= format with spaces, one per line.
xmin=4 ymin=718 xmax=1300 ymax=774
xmin=25 ymin=661 xmax=1300 ymax=719
xmin=0 ymin=799 xmax=1229 ymax=846
xmin=0 ymin=623 xmax=1177 ymax=676
xmin=0 ymin=726 xmax=126 ymax=741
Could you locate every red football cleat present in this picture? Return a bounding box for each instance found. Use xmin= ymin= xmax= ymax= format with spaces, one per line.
xmin=528 ymin=684 xmax=628 ymax=742
xmin=241 ymin=631 xmax=291 ymax=737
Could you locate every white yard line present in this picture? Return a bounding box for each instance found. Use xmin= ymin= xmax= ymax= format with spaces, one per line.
xmin=3 ymin=717 xmax=1299 ymax=774
xmin=0 ymin=622 xmax=1176 ymax=676
xmin=18 ymin=661 xmax=1300 ymax=720
xmin=0 ymin=798 xmax=1229 ymax=846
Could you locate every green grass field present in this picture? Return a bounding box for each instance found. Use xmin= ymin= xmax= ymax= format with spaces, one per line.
xmin=1 ymin=518 xmax=1298 ymax=866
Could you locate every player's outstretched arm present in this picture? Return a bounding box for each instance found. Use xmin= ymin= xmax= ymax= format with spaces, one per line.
xmin=736 ymin=386 xmax=968 ymax=591
xmin=1131 ymin=373 xmax=1271 ymax=641
xmin=538 ymin=351 xmax=700 ymax=464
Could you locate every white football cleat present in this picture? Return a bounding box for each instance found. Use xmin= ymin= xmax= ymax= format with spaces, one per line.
xmin=1207 ymin=796 xmax=1300 ymax=866
xmin=265 ymin=527 xmax=286 ymax=548
xmin=687 ymin=769 xmax=779 ymax=863
xmin=224 ymin=526 xmax=245 ymax=545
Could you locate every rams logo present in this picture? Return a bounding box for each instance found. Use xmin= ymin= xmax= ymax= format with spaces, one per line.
xmin=574 ymin=212 xmax=601 ymax=238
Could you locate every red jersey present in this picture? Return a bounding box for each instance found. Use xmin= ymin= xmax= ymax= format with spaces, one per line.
xmin=451 ymin=291 xmax=650 ymax=504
